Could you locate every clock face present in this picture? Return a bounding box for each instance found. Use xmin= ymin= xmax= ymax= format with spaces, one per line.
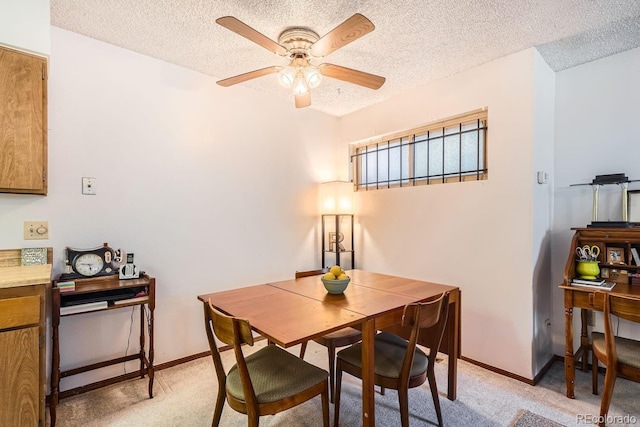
xmin=74 ymin=253 xmax=105 ymax=276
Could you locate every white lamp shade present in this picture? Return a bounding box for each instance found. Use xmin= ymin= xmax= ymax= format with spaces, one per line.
xmin=293 ymin=74 xmax=309 ymax=95
xmin=277 ymin=66 xmax=296 ymax=88
xmin=304 ymin=66 xmax=322 ymax=88
xmin=319 ymin=181 xmax=353 ymax=214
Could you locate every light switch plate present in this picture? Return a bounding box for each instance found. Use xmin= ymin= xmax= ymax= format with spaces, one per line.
xmin=24 ymin=221 xmax=49 ymax=240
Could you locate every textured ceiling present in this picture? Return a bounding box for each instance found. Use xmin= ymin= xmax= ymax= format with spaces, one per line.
xmin=50 ymin=0 xmax=640 ymax=117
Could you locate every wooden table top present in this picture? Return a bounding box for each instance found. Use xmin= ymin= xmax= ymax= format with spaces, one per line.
xmin=348 ymin=269 xmax=459 ymax=299
xmin=198 ymin=284 xmax=366 ymax=347
xmin=199 ymin=270 xmax=459 ymax=347
xmin=269 ymin=276 xmax=418 ymax=317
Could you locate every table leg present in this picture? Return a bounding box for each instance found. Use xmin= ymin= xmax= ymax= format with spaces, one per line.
xmin=139 ymin=305 xmax=145 ymax=379
xmin=50 ymin=289 xmax=61 ymax=427
xmin=361 ymin=319 xmax=375 ymax=427
xmin=564 ymin=305 xmax=575 ymax=398
xmin=580 ymin=309 xmax=589 ymax=372
xmin=446 ymin=295 xmax=460 ymax=400
xmin=148 ymin=302 xmax=155 ymax=398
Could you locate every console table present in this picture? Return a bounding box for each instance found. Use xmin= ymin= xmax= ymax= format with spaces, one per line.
xmin=49 ymin=274 xmax=155 ymax=427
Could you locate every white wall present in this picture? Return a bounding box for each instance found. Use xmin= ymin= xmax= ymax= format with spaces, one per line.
xmin=531 ymin=50 xmax=555 ymax=375
xmin=340 ymin=49 xmax=550 ymax=379
xmin=551 ymin=47 xmax=640 ymax=354
xmin=0 ymin=27 xmax=339 ymax=389
xmin=0 ymin=0 xmax=50 ymax=55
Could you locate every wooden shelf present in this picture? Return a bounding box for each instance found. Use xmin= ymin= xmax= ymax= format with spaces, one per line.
xmin=321 ymin=214 xmax=355 ymax=269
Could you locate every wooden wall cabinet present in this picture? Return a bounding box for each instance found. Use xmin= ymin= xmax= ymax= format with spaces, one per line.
xmin=0 ymin=46 xmax=48 ymax=195
xmin=0 ymin=249 xmax=52 ymax=427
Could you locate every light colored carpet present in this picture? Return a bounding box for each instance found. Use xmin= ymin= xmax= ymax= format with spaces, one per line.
xmin=47 ymin=340 xmax=640 ymax=426
xmin=511 ymin=410 xmax=564 ymax=427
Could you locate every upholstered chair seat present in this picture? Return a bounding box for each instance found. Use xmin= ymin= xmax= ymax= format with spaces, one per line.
xmin=336 ymin=332 xmax=429 ymax=379
xmin=226 ymin=345 xmax=329 ymax=404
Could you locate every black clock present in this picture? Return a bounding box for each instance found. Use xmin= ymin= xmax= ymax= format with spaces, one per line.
xmin=61 ymin=244 xmax=121 ymax=280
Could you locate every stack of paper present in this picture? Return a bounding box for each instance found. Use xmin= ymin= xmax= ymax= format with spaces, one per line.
xmin=56 ymin=280 xmax=76 ymax=293
xmin=60 ymin=301 xmax=108 ymax=315
xmin=571 ymin=278 xmax=616 ymax=290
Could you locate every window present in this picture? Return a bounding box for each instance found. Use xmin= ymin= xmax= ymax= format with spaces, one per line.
xmin=351 ymin=109 xmax=487 ymax=190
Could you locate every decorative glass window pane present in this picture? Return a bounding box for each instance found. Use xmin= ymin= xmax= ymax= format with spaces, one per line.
xmin=428 ymin=137 xmax=443 ymax=177
xmin=377 ymin=145 xmax=389 ymax=182
xmin=430 ymin=128 xmax=443 ymax=138
xmin=388 ymin=140 xmax=401 ymax=183
xmin=444 ymin=125 xmax=458 ymax=135
xmin=444 ymin=134 xmax=460 ymax=175
xmin=461 ymin=131 xmax=479 ymax=173
xmin=366 ymin=150 xmax=377 ymax=186
xmin=414 ymin=137 xmax=428 ymax=180
xmin=401 ymin=140 xmax=410 ymax=183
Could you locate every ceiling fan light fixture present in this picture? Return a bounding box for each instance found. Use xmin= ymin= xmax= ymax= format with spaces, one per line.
xmin=216 ymin=15 xmax=384 ymax=108
xmin=304 ymin=66 xmax=322 ymax=88
xmin=277 ymin=66 xmax=297 ymax=88
xmin=293 ymin=74 xmax=309 ymax=95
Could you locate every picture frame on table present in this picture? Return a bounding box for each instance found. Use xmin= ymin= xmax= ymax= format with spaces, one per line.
xmin=607 ymin=247 xmax=625 ymax=265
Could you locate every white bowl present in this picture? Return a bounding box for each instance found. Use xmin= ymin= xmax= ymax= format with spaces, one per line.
xmin=321 ymin=277 xmax=351 ymax=294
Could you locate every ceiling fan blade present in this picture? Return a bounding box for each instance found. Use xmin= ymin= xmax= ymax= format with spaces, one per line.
xmin=295 ymin=93 xmax=311 ymax=108
xmin=309 ymin=13 xmax=375 ymax=58
xmin=216 ymin=16 xmax=288 ymax=56
xmin=319 ymin=64 xmax=385 ymax=90
xmin=216 ymin=66 xmax=280 ymax=87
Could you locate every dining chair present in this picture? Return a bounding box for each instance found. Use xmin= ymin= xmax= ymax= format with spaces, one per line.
xmin=203 ymin=300 xmax=330 ymax=427
xmin=295 ymin=269 xmax=363 ymax=403
xmin=591 ymin=292 xmax=640 ymax=426
xmin=334 ymin=291 xmax=450 ymax=427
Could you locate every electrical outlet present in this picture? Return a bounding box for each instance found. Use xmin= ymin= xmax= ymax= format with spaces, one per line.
xmin=24 ymin=221 xmax=49 ymax=240
xmin=586 ymin=310 xmax=595 ymax=327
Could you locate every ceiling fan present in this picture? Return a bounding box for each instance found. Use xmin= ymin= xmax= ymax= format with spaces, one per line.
xmin=216 ymin=13 xmax=386 ymax=108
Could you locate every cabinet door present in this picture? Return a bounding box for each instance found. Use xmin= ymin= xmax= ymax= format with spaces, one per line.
xmin=0 ymin=46 xmax=47 ymax=195
xmin=0 ymin=295 xmax=40 ymax=426
xmin=0 ymin=327 xmax=39 ymax=426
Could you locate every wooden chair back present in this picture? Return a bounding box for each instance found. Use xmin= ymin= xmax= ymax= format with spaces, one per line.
xmin=203 ymin=300 xmax=259 ymax=412
xmin=609 ymin=294 xmax=640 ymax=324
xmin=399 ymin=292 xmax=450 ymax=389
xmin=603 ymin=293 xmax=640 ymax=372
xmin=295 ymin=269 xmax=327 ymax=278
xmin=592 ymin=292 xmax=640 ymax=426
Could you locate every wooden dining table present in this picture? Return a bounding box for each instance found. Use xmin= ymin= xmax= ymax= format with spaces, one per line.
xmin=197 ymin=269 xmax=461 ymax=427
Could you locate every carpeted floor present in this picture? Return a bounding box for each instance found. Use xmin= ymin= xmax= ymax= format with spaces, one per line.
xmin=47 ymin=340 xmax=640 ymax=426
xmin=511 ymin=410 xmax=564 ymax=427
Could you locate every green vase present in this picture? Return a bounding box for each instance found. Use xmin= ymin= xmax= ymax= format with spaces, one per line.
xmin=576 ymin=261 xmax=600 ymax=280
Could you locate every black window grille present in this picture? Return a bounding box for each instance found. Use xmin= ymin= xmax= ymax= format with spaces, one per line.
xmin=352 ymin=110 xmax=488 ymax=191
